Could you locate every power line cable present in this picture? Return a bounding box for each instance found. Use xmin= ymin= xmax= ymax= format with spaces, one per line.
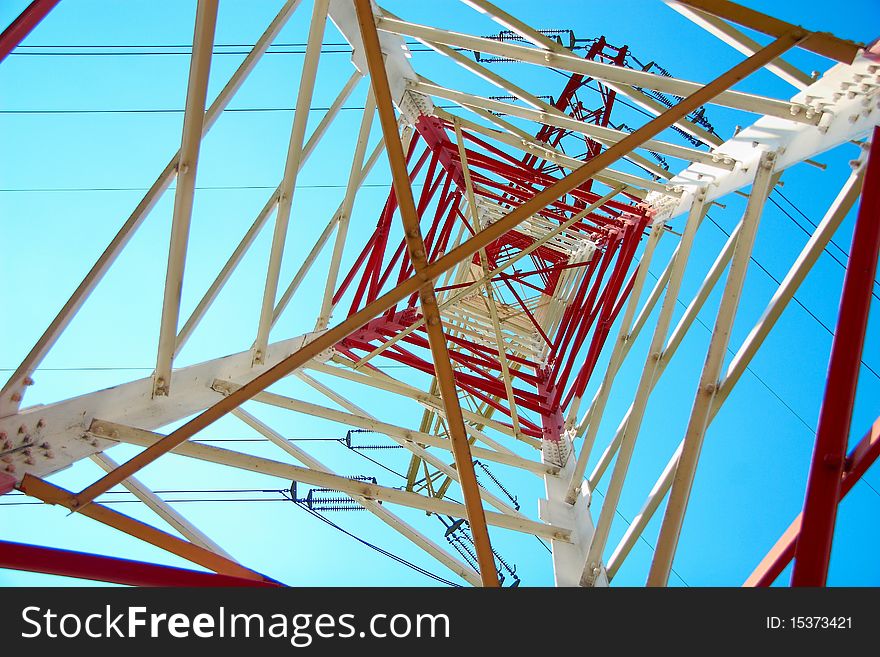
xmin=286 ymin=494 xmax=464 ymax=587
xmin=703 ymin=212 xmax=880 ymax=382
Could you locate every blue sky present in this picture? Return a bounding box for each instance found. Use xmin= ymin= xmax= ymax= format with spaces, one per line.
xmin=1 ymin=0 xmax=878 ymax=587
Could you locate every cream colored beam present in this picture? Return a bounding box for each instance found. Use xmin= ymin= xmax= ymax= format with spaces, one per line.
xmin=665 ymin=2 xmax=813 ymax=89
xmin=311 ymin=358 xmax=529 ymax=449
xmin=667 ymin=0 xmax=864 ymax=63
xmin=453 ymin=118 xmax=523 ymax=438
xmin=176 ymin=69 xmax=363 ymax=352
xmin=564 ymin=215 xmax=671 ymax=504
xmin=457 ymin=0 xmax=723 ymax=145
xmin=153 ymin=0 xmax=219 ymax=396
xmin=574 ymin=235 xmax=681 ymax=440
xmin=646 ymin=152 xmax=824 ymax=585
xmin=272 ymin=132 xmax=391 ymax=326
xmin=382 ymin=10 xmax=816 ymax=126
xmin=391 ymin=21 xmax=673 ymax=181
xmin=415 ymin=81 xmax=732 ymax=171
xmin=88 ymin=419 xmax=571 ymax=542
xmin=294 ymin=371 xmax=524 ymax=517
xmin=315 ymin=90 xmax=377 ymax=330
xmin=586 ymin=217 xmax=743 ymax=490
xmin=252 ymin=0 xmax=329 ymax=365
xmin=434 ymin=108 xmax=673 ymax=197
xmin=212 ymin=379 xmax=552 ymax=477
xmin=580 ymin=172 xmax=740 ymax=585
xmin=231 ymin=408 xmax=481 ymax=586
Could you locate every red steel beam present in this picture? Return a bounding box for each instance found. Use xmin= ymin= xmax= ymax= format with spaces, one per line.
xmin=745 ymin=414 xmax=880 ymax=587
xmin=0 ymin=0 xmax=60 ymax=63
xmin=0 ymin=471 xmax=15 ymax=495
xmin=0 ymin=540 xmax=282 ymax=587
xmin=791 ymin=127 xmax=880 ymax=586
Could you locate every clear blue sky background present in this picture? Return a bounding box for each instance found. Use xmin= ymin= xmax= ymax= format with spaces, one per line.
xmin=1 ymin=0 xmax=878 ymax=587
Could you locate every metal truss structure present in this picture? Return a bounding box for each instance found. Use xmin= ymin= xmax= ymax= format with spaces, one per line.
xmin=1 ymin=0 xmax=878 ymax=587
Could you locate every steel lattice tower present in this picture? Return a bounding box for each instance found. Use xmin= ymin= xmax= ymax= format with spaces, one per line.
xmin=1 ymin=0 xmax=878 ymax=587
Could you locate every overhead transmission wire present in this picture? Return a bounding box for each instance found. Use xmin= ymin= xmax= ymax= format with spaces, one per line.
xmin=702 ymin=211 xmax=880 ymax=383
xmin=283 ymin=491 xmax=463 ymax=587
xmin=0 ymin=183 xmax=421 ymax=192
xmin=0 ymin=105 xmax=459 ymax=115
xmin=767 ymin=190 xmax=880 ymax=304
xmin=5 ymin=41 xmax=675 ymax=123
xmin=7 ymin=41 xmax=412 ymax=55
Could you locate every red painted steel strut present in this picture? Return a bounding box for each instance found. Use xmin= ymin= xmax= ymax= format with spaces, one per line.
xmin=791 ymin=127 xmax=880 ymax=586
xmin=746 ymin=415 xmax=880 ymax=587
xmin=0 ymin=540 xmax=282 ymax=587
xmin=0 ymin=0 xmax=60 ymax=64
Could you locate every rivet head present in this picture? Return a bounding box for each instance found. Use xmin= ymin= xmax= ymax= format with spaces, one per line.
xmin=823 ymin=454 xmax=843 ymax=468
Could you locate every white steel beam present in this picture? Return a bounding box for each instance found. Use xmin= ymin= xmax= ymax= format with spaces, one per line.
xmin=252 ymin=0 xmax=329 ymax=365
xmin=305 ymin=359 xmax=524 ymax=449
xmin=573 ymin=234 xmax=681 ymax=440
xmin=432 ymin=100 xmax=666 ymax=196
xmin=316 ymin=90 xmax=377 ymax=330
xmin=0 ymin=332 xmax=326 ymax=483
xmin=293 ymin=371 xmax=524 ymax=516
xmin=211 ymin=379 xmax=552 ymax=477
xmin=413 ymin=80 xmax=734 ymax=170
xmin=540 ymin=439 xmax=607 ymax=587
xmin=646 ymin=49 xmax=879 ymax=220
xmin=87 ymin=419 xmax=572 ymax=543
xmin=153 ymin=0 xmax=219 ymax=397
xmin=646 ymin=150 xmax=778 ymax=586
xmin=396 ymin=24 xmax=673 ymax=182
xmin=433 ymin=108 xmax=671 ymax=196
xmin=273 ymin=131 xmax=392 ymax=326
xmin=452 ymin=118 xmax=523 ymax=438
xmin=578 ymin=180 xmax=733 ymax=586
xmin=664 ymin=1 xmax=813 ymax=89
xmin=715 ymin=165 xmax=865 ymax=407
xmin=454 ymin=0 xmax=723 ymax=145
xmin=378 ymin=15 xmax=819 ymax=124
xmin=585 ymin=216 xmax=742 ymax=490
xmin=563 ymin=216 xmax=671 ymax=504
